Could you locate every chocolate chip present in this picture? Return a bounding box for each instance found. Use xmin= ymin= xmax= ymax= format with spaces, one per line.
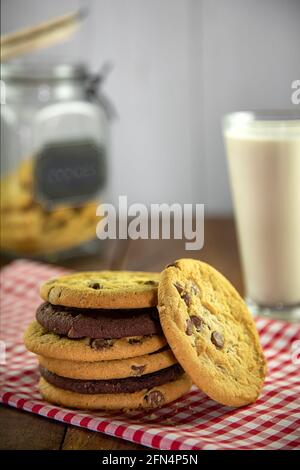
xmin=182 ymin=293 xmax=192 ymax=307
xmin=144 ymin=390 xmax=165 ymax=408
xmin=128 ymin=338 xmax=142 ymax=345
xmin=190 ymin=315 xmax=202 ymax=331
xmin=174 ymin=282 xmax=184 ymax=294
xmin=131 ymin=365 xmax=146 ymax=376
xmin=211 ymin=331 xmax=224 ymax=349
xmin=166 ymin=262 xmax=179 ymax=269
xmin=143 ymin=280 xmax=158 ymax=286
xmin=90 ymin=338 xmax=114 ymax=350
xmin=88 ymin=282 xmax=102 ymax=290
xmin=186 ymin=315 xmax=202 ymax=335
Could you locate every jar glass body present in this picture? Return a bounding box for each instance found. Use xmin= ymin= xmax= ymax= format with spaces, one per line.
xmin=1 ymin=63 xmax=108 ymax=259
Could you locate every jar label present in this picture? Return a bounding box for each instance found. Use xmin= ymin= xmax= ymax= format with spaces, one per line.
xmin=34 ymin=140 xmax=106 ymax=207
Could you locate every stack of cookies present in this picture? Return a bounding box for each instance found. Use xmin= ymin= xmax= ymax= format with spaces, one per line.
xmin=24 ymin=271 xmax=192 ymax=410
xmin=25 ymin=259 xmax=267 ymax=410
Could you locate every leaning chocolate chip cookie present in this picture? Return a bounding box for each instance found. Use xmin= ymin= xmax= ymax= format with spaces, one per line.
xmin=40 ymin=271 xmax=160 ymax=309
xmin=158 ymin=259 xmax=267 ymax=407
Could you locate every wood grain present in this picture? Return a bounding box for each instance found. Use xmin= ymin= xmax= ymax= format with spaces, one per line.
xmin=124 ymin=218 xmax=243 ymax=292
xmin=0 ymin=405 xmax=66 ymax=450
xmin=62 ymin=427 xmax=145 ymax=450
xmin=54 ymin=239 xmax=127 ymax=271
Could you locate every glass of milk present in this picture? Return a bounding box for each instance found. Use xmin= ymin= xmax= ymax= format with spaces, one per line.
xmin=223 ymin=111 xmax=300 ymax=322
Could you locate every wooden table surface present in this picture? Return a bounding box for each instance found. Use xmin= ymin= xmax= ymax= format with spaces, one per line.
xmin=0 ymin=218 xmax=243 ymax=450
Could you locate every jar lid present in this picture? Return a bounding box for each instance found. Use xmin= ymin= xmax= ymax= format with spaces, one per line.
xmin=1 ymin=61 xmax=89 ymax=82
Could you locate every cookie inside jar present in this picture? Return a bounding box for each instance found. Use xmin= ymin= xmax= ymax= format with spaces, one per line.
xmin=0 ymin=156 xmax=102 ymax=258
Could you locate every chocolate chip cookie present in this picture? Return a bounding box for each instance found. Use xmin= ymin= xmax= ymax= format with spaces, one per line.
xmin=24 ymin=320 xmax=166 ymax=362
xmin=158 ymin=259 xmax=267 ymax=407
xmin=24 ymin=268 xmax=193 ymax=410
xmin=38 ymin=347 xmax=177 ymax=380
xmin=40 ymin=271 xmax=160 ymax=309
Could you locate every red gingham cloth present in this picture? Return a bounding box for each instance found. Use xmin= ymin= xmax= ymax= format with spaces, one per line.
xmin=1 ymin=259 xmax=300 ymax=450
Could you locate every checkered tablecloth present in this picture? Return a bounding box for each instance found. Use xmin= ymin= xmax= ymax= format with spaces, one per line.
xmin=1 ymin=259 xmax=299 ymax=450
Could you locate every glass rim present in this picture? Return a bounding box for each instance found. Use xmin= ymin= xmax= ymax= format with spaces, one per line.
xmin=223 ymin=110 xmax=300 ymax=127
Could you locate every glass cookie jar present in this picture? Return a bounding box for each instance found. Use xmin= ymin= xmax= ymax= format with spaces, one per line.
xmin=1 ymin=62 xmax=111 ymax=259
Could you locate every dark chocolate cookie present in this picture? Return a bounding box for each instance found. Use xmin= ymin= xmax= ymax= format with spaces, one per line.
xmin=36 ymin=302 xmax=162 ymax=339
xmin=39 ymin=363 xmax=183 ymax=394
xmin=39 ymin=374 xmax=192 ymax=410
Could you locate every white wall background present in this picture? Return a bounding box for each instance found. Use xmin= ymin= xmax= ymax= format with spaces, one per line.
xmin=2 ymin=0 xmax=300 ymax=214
